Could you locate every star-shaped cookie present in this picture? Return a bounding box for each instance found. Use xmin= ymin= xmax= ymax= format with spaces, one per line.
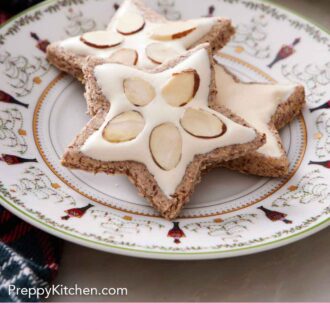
xmin=46 ymin=0 xmax=234 ymax=84
xmin=62 ymin=46 xmax=265 ymax=219
xmin=214 ymin=63 xmax=305 ymax=177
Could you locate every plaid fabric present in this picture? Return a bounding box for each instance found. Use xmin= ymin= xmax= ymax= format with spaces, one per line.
xmin=0 ymin=11 xmax=10 ymax=24
xmin=0 ymin=206 xmax=61 ymax=302
xmin=0 ymin=1 xmax=61 ymax=302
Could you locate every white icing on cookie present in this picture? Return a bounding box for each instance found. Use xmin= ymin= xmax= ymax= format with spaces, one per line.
xmin=215 ymin=65 xmax=297 ymax=158
xmin=80 ymin=49 xmax=257 ymax=196
xmin=60 ymin=0 xmax=221 ymax=68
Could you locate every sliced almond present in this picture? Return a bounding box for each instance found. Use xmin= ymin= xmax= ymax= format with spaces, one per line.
xmin=103 ymin=111 xmax=145 ymax=143
xmin=117 ymin=12 xmax=145 ymax=35
xmin=181 ymin=108 xmax=226 ymax=138
xmin=123 ymin=77 xmax=155 ymax=106
xmin=162 ymin=70 xmax=200 ymax=107
xmin=146 ymin=43 xmax=179 ymax=64
xmin=80 ymin=31 xmax=123 ymax=49
xmin=150 ymin=123 xmax=182 ymax=171
xmin=150 ymin=21 xmax=197 ymax=41
xmin=109 ymin=48 xmax=138 ymax=66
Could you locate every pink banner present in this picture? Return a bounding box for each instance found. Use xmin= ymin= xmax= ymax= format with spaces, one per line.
xmin=1 ymin=303 xmax=328 ymax=329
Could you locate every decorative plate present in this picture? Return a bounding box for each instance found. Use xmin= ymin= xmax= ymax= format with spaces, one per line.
xmin=0 ymin=0 xmax=329 ymax=260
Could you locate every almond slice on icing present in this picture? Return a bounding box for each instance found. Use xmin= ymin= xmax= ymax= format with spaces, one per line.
xmin=80 ymin=31 xmax=123 ymax=49
xmin=150 ymin=123 xmax=182 ymax=171
xmin=150 ymin=21 xmax=197 ymax=41
xmin=124 ymin=77 xmax=155 ymax=106
xmin=117 ymin=12 xmax=145 ymax=35
xmin=162 ymin=70 xmax=200 ymax=107
xmin=181 ymin=108 xmax=226 ymax=138
xmin=146 ymin=43 xmax=179 ymax=64
xmin=103 ymin=111 xmax=145 ymax=143
xmin=109 ymin=48 xmax=138 ymax=66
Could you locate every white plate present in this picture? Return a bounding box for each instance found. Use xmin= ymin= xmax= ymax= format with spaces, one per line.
xmin=0 ymin=0 xmax=329 ymax=259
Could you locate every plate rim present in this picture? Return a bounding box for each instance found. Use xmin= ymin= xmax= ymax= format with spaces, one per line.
xmin=0 ymin=0 xmax=329 ymax=260
xmin=1 ymin=0 xmax=328 ymax=35
xmin=1 ymin=193 xmax=330 ymax=260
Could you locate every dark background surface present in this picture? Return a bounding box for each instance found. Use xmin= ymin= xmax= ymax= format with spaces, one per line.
xmin=1 ymin=0 xmax=42 ymax=13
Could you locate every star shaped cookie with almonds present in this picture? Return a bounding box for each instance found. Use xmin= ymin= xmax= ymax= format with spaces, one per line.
xmin=46 ymin=0 xmax=234 ymax=84
xmin=214 ymin=63 xmax=305 ymax=177
xmin=62 ymin=46 xmax=265 ymax=219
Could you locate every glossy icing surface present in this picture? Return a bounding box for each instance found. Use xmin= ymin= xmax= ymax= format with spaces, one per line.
xmin=215 ymin=64 xmax=297 ymax=157
xmin=80 ymin=49 xmax=257 ymax=196
xmin=60 ymin=0 xmax=221 ymax=68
